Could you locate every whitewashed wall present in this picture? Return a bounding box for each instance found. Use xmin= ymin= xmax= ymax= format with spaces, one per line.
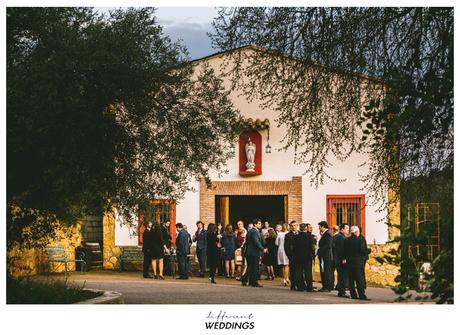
xmin=116 ymin=49 xmax=390 ymax=246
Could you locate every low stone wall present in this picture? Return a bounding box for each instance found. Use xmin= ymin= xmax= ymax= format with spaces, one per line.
xmin=8 ymin=224 xmax=82 ymax=277
xmin=365 ymin=243 xmax=399 ymax=286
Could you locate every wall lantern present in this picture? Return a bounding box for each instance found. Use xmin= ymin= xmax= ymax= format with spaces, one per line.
xmin=230 ymin=145 xmax=236 ymax=155
xmin=265 ymin=128 xmax=272 ymax=154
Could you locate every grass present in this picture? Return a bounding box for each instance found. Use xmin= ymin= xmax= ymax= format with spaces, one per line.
xmin=7 ymin=276 xmax=103 ymax=304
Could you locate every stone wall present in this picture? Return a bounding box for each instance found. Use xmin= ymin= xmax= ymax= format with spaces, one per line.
xmin=81 ymin=215 xmax=103 ymax=244
xmin=365 ymin=243 xmax=399 ymax=286
xmin=8 ymin=224 xmax=82 ymax=277
xmin=103 ymin=211 xmax=121 ymax=270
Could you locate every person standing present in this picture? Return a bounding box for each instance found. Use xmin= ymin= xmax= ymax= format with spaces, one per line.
xmin=183 ymin=225 xmax=193 ymax=248
xmin=318 ymin=221 xmax=334 ymax=292
xmin=334 ymin=224 xmax=350 ymax=297
xmin=331 ymin=225 xmax=340 ymax=289
xmin=245 ymin=220 xmax=265 ymax=287
xmin=344 ymin=226 xmax=371 ymax=300
xmin=193 ymin=221 xmax=207 ymax=277
xmin=295 ymin=223 xmax=316 ymax=292
xmin=175 ymin=223 xmax=190 ymax=279
xmin=216 ymin=222 xmax=225 ymax=276
xmin=142 ymin=221 xmax=155 ymax=278
xmin=284 ymin=221 xmax=300 ymax=290
xmin=235 ymin=221 xmax=246 ymax=280
xmin=261 ymin=221 xmax=270 ymax=241
xmin=162 ymin=220 xmax=172 ymax=276
xmin=150 ymin=222 xmax=167 ymax=279
xmin=206 ymin=223 xmax=219 ymax=284
xmin=263 ymin=228 xmax=277 ymax=280
xmin=222 ymin=224 xmax=237 ymax=278
xmin=359 ymin=230 xmax=372 ymax=289
xmin=275 ymin=223 xmax=290 ymax=286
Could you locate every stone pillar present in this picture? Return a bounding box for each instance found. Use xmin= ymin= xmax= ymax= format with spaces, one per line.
xmin=388 ymin=187 xmax=401 ymax=241
xmin=103 ymin=211 xmax=121 ymax=270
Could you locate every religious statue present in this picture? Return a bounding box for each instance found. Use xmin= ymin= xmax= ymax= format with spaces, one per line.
xmin=245 ymin=137 xmax=256 ymax=171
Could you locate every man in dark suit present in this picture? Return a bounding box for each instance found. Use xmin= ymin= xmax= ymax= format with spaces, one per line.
xmin=333 ymin=224 xmax=350 ymax=297
xmin=284 ymin=220 xmax=300 ymax=290
xmin=344 ymin=226 xmax=371 ymax=300
xmin=331 ymin=225 xmax=339 ymax=289
xmin=246 ymin=219 xmax=265 ymax=287
xmin=192 ymin=221 xmax=207 ymax=277
xmin=359 ymin=231 xmax=372 ymax=290
xmin=318 ymin=221 xmax=333 ymax=292
xmin=295 ymin=223 xmax=316 ymax=291
xmin=175 ymin=222 xmax=190 ymax=279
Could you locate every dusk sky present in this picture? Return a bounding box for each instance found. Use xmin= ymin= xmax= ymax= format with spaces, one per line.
xmin=155 ymin=7 xmax=219 ymax=60
xmin=99 ymin=7 xmax=219 ymax=60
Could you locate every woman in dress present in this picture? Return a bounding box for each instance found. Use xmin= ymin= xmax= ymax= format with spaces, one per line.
xmin=234 ymin=220 xmax=247 ymax=280
xmin=216 ymin=222 xmax=225 ymax=276
xmin=221 ymin=224 xmax=237 ymax=278
xmin=275 ymin=223 xmax=290 ymax=286
xmin=261 ymin=221 xmax=271 ymax=241
xmin=263 ymin=228 xmax=277 ymax=280
xmin=151 ymin=222 xmax=168 ymax=279
xmin=206 ymin=223 xmax=219 ymax=284
xmin=142 ymin=221 xmax=155 ymax=278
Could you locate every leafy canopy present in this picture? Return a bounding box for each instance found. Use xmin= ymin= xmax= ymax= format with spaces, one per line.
xmin=210 ymin=7 xmax=453 ymax=204
xmin=7 ymin=7 xmax=241 ymax=248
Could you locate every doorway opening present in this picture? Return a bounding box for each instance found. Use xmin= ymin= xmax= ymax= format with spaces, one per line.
xmin=215 ymin=195 xmax=287 ymax=228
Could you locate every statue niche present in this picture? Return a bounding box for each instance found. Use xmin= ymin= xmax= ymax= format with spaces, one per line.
xmin=245 ymin=137 xmax=256 ymax=172
xmin=239 ymin=130 xmax=262 ymax=176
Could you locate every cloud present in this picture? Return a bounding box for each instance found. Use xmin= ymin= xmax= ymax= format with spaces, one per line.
xmin=162 ymin=22 xmax=217 ymax=60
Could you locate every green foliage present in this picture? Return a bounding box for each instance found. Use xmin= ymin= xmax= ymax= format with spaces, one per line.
xmin=210 ymin=7 xmax=453 ymax=206
xmin=7 ymin=276 xmax=101 ymax=304
xmin=427 ymin=250 xmax=454 ymax=304
xmin=385 ymin=167 xmax=454 ymax=303
xmin=7 ymin=7 xmax=241 ymax=249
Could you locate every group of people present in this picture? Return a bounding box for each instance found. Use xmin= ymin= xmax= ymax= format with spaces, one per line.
xmin=142 ymin=218 xmax=372 ymax=300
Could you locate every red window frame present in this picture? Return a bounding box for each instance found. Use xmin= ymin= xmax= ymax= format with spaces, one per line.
xmin=138 ymin=199 xmax=177 ymax=246
xmin=326 ymin=194 xmax=366 ymax=236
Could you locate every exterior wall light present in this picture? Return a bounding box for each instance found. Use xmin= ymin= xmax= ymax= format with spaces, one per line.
xmin=265 ymin=128 xmax=272 ymax=153
xmin=265 ymin=143 xmax=272 ymax=154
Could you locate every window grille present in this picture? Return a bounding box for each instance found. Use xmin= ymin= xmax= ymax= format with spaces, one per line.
xmin=326 ymin=195 xmax=366 ymax=235
xmin=407 ymin=203 xmax=440 ymax=263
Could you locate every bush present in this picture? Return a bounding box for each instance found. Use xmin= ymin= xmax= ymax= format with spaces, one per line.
xmin=7 ymin=276 xmax=102 ymax=304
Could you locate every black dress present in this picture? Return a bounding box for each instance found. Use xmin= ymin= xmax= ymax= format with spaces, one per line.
xmin=263 ymin=236 xmax=277 ymax=266
xmin=206 ymin=232 xmax=219 ymax=279
xmin=151 ymin=227 xmax=165 ymax=259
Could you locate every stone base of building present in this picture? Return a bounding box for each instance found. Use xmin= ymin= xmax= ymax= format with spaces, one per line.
xmin=8 ymin=224 xmax=82 ymax=277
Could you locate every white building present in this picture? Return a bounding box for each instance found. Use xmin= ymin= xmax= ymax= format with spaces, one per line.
xmin=113 ymin=46 xmax=398 ymax=248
